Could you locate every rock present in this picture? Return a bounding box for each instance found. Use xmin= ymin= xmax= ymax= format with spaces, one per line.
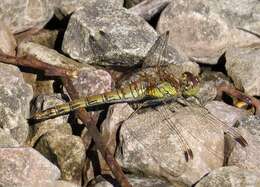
xmin=70 ymin=67 xmax=113 ymax=127
xmin=0 ymin=147 xmax=60 ymax=186
xmin=56 ymin=0 xmax=123 ymax=18
xmin=0 ymin=63 xmax=33 ymax=144
xmin=125 ymin=0 xmax=144 ymax=8
xmin=35 ymin=131 xmax=86 ymax=185
xmin=157 ymin=0 xmax=260 ymax=64
xmin=127 ymin=175 xmax=174 ymax=187
xmin=0 ymin=128 xmax=19 ymax=147
xmin=62 ymin=6 xmax=157 ymax=67
xmin=28 ymin=122 xmax=72 ymax=147
xmin=195 ymin=166 xmax=260 ymax=187
xmin=225 ymin=46 xmax=260 ymax=96
xmin=227 ymin=115 xmax=260 ymax=170
xmin=205 ymin=101 xmax=248 ymax=125
xmin=16 ymin=29 xmax=59 ymax=49
xmin=0 ymin=20 xmax=16 ymax=56
xmin=0 ymin=0 xmax=56 ymax=33
xmin=26 ymin=180 xmax=79 ymax=187
xmin=116 ymin=105 xmax=238 ymax=186
xmin=17 ymin=41 xmax=84 ymax=71
xmin=89 ymin=175 xmax=173 ymax=187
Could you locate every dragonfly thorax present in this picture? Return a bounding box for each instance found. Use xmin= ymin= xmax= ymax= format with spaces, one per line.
xmin=179 ymin=72 xmax=200 ymax=97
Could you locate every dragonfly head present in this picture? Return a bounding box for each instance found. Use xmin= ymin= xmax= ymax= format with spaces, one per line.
xmin=180 ymin=72 xmax=200 ymax=97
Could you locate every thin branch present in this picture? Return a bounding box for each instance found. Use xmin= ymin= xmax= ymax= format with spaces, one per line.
xmin=0 ymin=52 xmax=77 ymax=78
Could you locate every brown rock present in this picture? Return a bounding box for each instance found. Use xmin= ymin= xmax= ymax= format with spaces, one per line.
xmin=35 ymin=131 xmax=85 ymax=185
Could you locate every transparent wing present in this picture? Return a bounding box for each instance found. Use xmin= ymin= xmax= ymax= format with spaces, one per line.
xmin=142 ymin=31 xmax=170 ymax=69
xmin=157 ymin=105 xmax=193 ymax=161
xmin=196 ymin=106 xmax=248 ymax=147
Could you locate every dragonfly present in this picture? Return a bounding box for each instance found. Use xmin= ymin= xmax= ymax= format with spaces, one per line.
xmin=32 ymin=30 xmax=248 ymax=161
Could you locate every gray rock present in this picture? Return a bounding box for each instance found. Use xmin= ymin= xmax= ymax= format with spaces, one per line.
xmin=157 ymin=0 xmax=260 ymax=64
xmin=0 ymin=0 xmax=56 ymax=33
xmin=70 ymin=66 xmax=113 ymax=126
xmin=89 ymin=175 xmax=173 ymax=187
xmin=0 ymin=147 xmax=60 ymax=187
xmin=35 ymin=131 xmax=85 ymax=185
xmin=0 ymin=20 xmax=16 ymax=56
xmin=127 ymin=175 xmax=175 ymax=187
xmin=62 ymin=6 xmax=157 ymax=67
xmin=225 ymin=46 xmax=260 ymax=96
xmin=125 ymin=0 xmax=144 ymax=8
xmin=25 ymin=180 xmax=79 ymax=187
xmin=205 ymin=101 xmax=248 ymax=125
xmin=0 ymin=63 xmax=33 ymax=144
xmin=227 ymin=116 xmax=260 ymax=170
xmin=56 ymin=0 xmax=123 ymax=18
xmin=116 ymin=105 xmax=241 ymax=186
xmin=0 ymin=128 xmax=19 ymax=147
xmin=195 ymin=166 xmax=260 ymax=187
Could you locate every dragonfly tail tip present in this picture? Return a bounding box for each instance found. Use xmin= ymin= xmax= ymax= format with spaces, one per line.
xmin=235 ymin=136 xmax=248 ymax=147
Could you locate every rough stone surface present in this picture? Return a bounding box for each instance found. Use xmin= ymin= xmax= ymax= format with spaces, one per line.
xmin=17 ymin=41 xmax=84 ymax=71
xmin=0 ymin=20 xmax=16 ymax=56
xmin=89 ymin=175 xmax=173 ymax=187
xmin=35 ymin=131 xmax=86 ymax=185
xmin=195 ymin=166 xmax=260 ymax=187
xmin=205 ymin=101 xmax=248 ymax=125
xmin=0 ymin=63 xmax=33 ymax=144
xmin=227 ymin=116 xmax=260 ymax=170
xmin=56 ymin=0 xmax=123 ymax=18
xmin=0 ymin=147 xmax=60 ymax=187
xmin=0 ymin=128 xmax=19 ymax=147
xmin=62 ymin=6 xmax=157 ymax=67
xmin=157 ymin=0 xmax=260 ymax=64
xmin=16 ymin=29 xmax=59 ymax=49
xmin=28 ymin=122 xmax=72 ymax=147
xmin=125 ymin=0 xmax=145 ymax=8
xmin=225 ymin=46 xmax=260 ymax=96
xmin=116 ymin=105 xmax=238 ymax=186
xmin=0 ymin=0 xmax=56 ymax=33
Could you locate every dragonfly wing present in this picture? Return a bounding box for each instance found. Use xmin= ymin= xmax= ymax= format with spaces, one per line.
xmin=157 ymin=105 xmax=193 ymax=161
xmin=201 ymin=107 xmax=248 ymax=147
xmin=183 ymin=106 xmax=248 ymax=147
xmin=142 ymin=31 xmax=170 ymax=69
